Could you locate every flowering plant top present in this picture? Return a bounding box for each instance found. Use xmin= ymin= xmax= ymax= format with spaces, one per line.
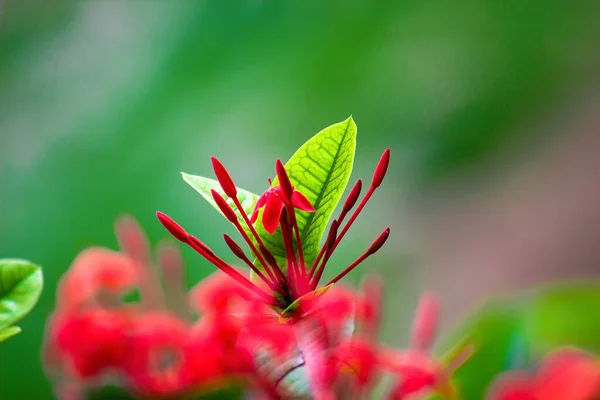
xmin=157 ymin=117 xmax=390 ymax=317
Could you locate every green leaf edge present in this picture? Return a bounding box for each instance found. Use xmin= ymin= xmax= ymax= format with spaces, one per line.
xmin=0 ymin=325 xmax=22 ymax=343
xmin=258 ymin=116 xmax=357 ymax=265
xmin=0 ymin=258 xmax=43 ymax=330
xmin=181 ymin=173 xmax=260 ymax=236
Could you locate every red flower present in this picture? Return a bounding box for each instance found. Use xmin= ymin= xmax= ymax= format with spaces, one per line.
xmin=157 ymin=149 xmax=391 ymax=319
xmin=251 ymin=185 xmax=315 ymax=234
xmin=47 ymin=307 xmax=133 ymax=380
xmin=44 ymin=216 xmax=249 ymax=399
xmin=56 ymin=248 xmax=139 ymax=313
xmin=122 ymin=313 xmax=197 ymax=397
xmin=488 ymin=347 xmax=600 ymax=400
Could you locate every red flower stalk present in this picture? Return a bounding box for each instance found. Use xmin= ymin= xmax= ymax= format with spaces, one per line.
xmin=157 ymin=149 xmax=392 ymax=317
xmin=382 ymin=292 xmax=474 ymax=399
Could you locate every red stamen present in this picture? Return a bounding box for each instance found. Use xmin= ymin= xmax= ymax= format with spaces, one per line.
xmin=366 ymin=227 xmax=390 ymax=255
xmin=211 ymin=190 xmax=238 ymax=223
xmin=338 ymin=180 xmax=362 ymax=224
xmin=372 ymin=148 xmax=390 ymax=188
xmin=323 ymin=149 xmax=390 ymax=261
xmin=275 ymin=159 xmax=294 ymax=202
xmin=223 ymin=234 xmax=277 ymax=289
xmin=259 ymin=245 xmax=280 ymax=272
xmin=289 ymin=207 xmax=308 ymax=290
xmin=156 ymin=212 xmax=189 ymax=243
xmin=212 ymin=189 xmax=286 ymax=286
xmin=308 ymin=220 xmax=338 ymax=283
xmin=229 ymin=196 xmax=289 ymax=286
xmin=326 ymin=228 xmax=390 ymax=286
xmin=211 ymin=156 xmax=237 ymax=198
xmin=211 ymin=158 xmax=286 ymax=286
xmin=223 ymin=233 xmax=248 ymax=260
xmin=280 ymin=211 xmax=300 ymax=292
xmin=188 ymin=236 xmax=215 ymax=256
xmin=186 ymin=234 xmax=275 ymax=305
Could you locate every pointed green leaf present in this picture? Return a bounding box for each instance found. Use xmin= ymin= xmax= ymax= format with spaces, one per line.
xmin=0 ymin=259 xmax=43 ymax=330
xmin=522 ymin=282 xmax=600 ymax=352
xmin=0 ymin=326 xmax=22 ymax=343
xmin=257 ymin=117 xmax=357 ymax=267
xmin=182 ymin=173 xmax=260 ymax=237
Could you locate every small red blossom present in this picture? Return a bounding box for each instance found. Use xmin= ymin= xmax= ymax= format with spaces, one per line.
xmin=47 ymin=307 xmax=133 ymax=380
xmin=250 ymin=181 xmax=316 ymax=234
xmin=56 ymin=248 xmax=139 ymax=313
xmin=488 ymin=347 xmax=600 ymax=400
xmin=122 ymin=313 xmax=197 ymax=397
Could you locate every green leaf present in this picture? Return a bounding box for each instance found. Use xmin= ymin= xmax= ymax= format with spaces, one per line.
xmin=521 ymin=281 xmax=600 ymax=353
xmin=434 ymin=282 xmax=600 ymax=400
xmin=0 ymin=259 xmax=43 ymax=330
xmin=257 ymin=117 xmax=357 ymax=267
xmin=182 ymin=173 xmax=260 ymax=237
xmin=434 ymin=302 xmax=523 ymax=400
xmin=0 ymin=326 xmax=22 ymax=343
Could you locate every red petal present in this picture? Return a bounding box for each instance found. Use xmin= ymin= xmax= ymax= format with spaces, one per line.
xmin=292 ymin=190 xmax=316 ymax=212
xmin=261 ymin=194 xmax=285 ymax=234
xmin=250 ymin=208 xmax=259 ymax=224
xmin=256 ymin=192 xmax=268 ymax=209
xmin=57 ymin=248 xmax=138 ymax=311
xmin=410 ymin=291 xmax=439 ymax=352
xmin=536 ymin=348 xmax=600 ymax=400
xmin=51 ymin=308 xmax=133 ymax=379
xmin=250 ymin=193 xmax=268 ymax=224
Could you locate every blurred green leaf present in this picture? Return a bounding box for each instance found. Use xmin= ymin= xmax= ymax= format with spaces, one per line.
xmin=522 ymin=282 xmax=600 ymax=354
xmin=0 ymin=259 xmax=43 ymax=330
xmin=433 ymin=301 xmax=524 ymax=400
xmin=436 ymin=282 xmax=600 ymax=399
xmin=0 ymin=326 xmax=22 ymax=343
xmin=257 ymin=117 xmax=357 ymax=267
xmin=182 ymin=173 xmax=259 ymax=237
xmin=86 ymin=385 xmax=137 ymax=400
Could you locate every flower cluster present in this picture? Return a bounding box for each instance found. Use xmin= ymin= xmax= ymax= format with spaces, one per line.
xmin=42 ymin=220 xmax=469 ymax=399
xmin=43 ymin=119 xmax=599 ymax=399
xmin=43 ymin=217 xmax=252 ymax=398
xmin=157 ymin=150 xmax=390 ymax=316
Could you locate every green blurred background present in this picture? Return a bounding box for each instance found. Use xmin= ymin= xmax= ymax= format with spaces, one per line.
xmin=2 ymin=1 xmax=600 ymax=399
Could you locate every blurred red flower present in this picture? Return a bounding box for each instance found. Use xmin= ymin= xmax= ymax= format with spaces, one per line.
xmin=489 ymin=347 xmax=600 ymax=400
